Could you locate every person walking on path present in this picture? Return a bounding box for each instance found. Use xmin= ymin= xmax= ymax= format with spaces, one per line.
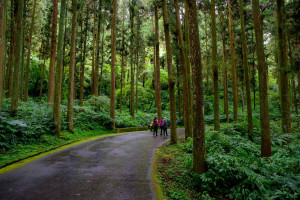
xmin=153 ymin=117 xmax=158 ymax=136
xmin=162 ymin=118 xmax=168 ymax=136
xmin=159 ymin=118 xmax=163 ymax=135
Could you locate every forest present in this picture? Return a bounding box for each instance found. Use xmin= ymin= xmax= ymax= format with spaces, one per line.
xmin=0 ymin=0 xmax=299 ymax=199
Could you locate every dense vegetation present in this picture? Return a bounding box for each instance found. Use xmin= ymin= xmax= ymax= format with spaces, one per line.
xmin=0 ymin=0 xmax=299 ymax=198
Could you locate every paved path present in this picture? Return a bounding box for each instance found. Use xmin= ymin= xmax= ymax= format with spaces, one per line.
xmin=0 ymin=129 xmax=185 ymax=200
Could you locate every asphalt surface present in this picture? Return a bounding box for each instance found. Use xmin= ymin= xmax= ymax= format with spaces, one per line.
xmin=0 ymin=129 xmax=185 ymax=200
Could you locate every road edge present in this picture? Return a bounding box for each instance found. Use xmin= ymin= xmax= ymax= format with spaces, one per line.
xmin=152 ymin=146 xmax=166 ymax=200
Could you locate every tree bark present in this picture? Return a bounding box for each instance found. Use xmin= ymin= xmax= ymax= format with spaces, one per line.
xmin=187 ymin=0 xmax=206 ymax=174
xmin=53 ymin=0 xmax=67 ymax=136
xmin=91 ymin=1 xmax=96 ymax=95
xmin=130 ymin=0 xmax=135 ymax=117
xmin=162 ymin=0 xmax=177 ymax=144
xmin=0 ymin=0 xmax=6 ymax=112
xmin=252 ymin=0 xmax=271 ymax=157
xmin=120 ymin=4 xmax=125 ymax=113
xmin=211 ymin=0 xmax=220 ymax=131
xmin=228 ymin=0 xmax=238 ymax=122
xmin=67 ymin=0 xmax=77 ymax=133
xmin=10 ymin=0 xmax=24 ymax=116
xmin=277 ymin=0 xmax=291 ymax=132
xmin=39 ymin=58 xmax=46 ymax=102
xmin=24 ymin=0 xmax=37 ymax=102
xmin=80 ymin=0 xmax=90 ymax=106
xmin=47 ymin=0 xmax=58 ymax=105
xmin=205 ymin=16 xmax=209 ymax=96
xmin=110 ymin=0 xmax=117 ymax=128
xmin=174 ymin=0 xmax=191 ymax=139
xmin=239 ymin=0 xmax=253 ymax=135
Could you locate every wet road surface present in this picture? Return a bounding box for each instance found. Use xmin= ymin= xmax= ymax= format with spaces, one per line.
xmin=0 ymin=129 xmax=185 ymax=200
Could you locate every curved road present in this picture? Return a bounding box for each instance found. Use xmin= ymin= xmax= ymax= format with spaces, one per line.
xmin=0 ymin=129 xmax=184 ymax=200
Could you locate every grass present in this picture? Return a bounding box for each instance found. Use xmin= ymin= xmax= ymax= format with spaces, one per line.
xmin=0 ymin=128 xmax=114 ymax=168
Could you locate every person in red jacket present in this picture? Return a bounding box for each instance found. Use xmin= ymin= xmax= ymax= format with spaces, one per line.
xmin=153 ymin=117 xmax=158 ymax=136
xmin=159 ymin=118 xmax=163 ymax=135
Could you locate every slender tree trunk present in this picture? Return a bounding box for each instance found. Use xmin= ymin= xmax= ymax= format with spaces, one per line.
xmin=94 ymin=0 xmax=102 ymax=96
xmin=24 ymin=0 xmax=37 ymax=102
xmin=110 ymin=0 xmax=117 ymax=128
xmin=154 ymin=4 xmax=162 ymax=120
xmin=239 ymin=0 xmax=253 ymax=135
xmin=19 ymin=8 xmax=25 ymax=100
xmin=47 ymin=0 xmax=58 ymax=105
xmin=228 ymin=0 xmax=238 ymax=122
xmin=91 ymin=1 xmax=96 ymax=95
xmin=205 ymin=17 xmax=209 ymax=96
xmin=67 ymin=0 xmax=77 ymax=133
xmin=211 ymin=0 xmax=220 ymax=131
xmin=252 ymin=0 xmax=271 ymax=157
xmin=187 ymin=0 xmax=206 ymax=174
xmin=162 ymin=0 xmax=177 ymax=144
xmin=53 ymin=0 xmax=67 ymax=136
xmin=135 ymin=51 xmax=139 ymax=113
xmin=120 ymin=5 xmax=125 ymax=113
xmin=219 ymin=5 xmax=229 ymax=122
xmin=80 ymin=1 xmax=89 ymax=106
xmin=10 ymin=0 xmax=24 ymax=116
xmin=0 ymin=0 xmax=6 ymax=112
xmin=99 ymin=16 xmax=105 ymax=95
xmin=277 ymin=0 xmax=291 ymax=132
xmin=176 ymin=58 xmax=181 ymax=118
xmin=184 ymin=1 xmax=193 ymax=138
xmin=39 ymin=58 xmax=46 ymax=102
xmin=130 ymin=1 xmax=135 ymax=117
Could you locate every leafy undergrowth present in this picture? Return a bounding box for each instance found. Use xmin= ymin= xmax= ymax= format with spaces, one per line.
xmin=0 ymin=128 xmax=113 ymax=168
xmin=157 ymin=122 xmax=300 ymax=200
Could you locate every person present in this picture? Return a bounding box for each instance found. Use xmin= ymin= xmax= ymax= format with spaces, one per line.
xmin=153 ymin=117 xmax=158 ymax=136
xmin=159 ymin=118 xmax=163 ymax=135
xmin=150 ymin=122 xmax=153 ymax=132
xmin=162 ymin=117 xmax=168 ymax=136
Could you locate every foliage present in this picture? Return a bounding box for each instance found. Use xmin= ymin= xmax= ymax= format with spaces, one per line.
xmin=157 ymin=122 xmax=300 ymax=199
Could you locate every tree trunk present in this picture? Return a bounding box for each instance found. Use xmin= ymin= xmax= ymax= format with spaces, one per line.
xmin=176 ymin=58 xmax=181 ymax=118
xmin=0 ymin=0 xmax=6 ymax=112
xmin=47 ymin=0 xmax=58 ymax=105
xmin=91 ymin=1 xmax=96 ymax=95
xmin=10 ymin=0 xmax=24 ymax=116
xmin=211 ymin=0 xmax=220 ymax=131
xmin=154 ymin=4 xmax=162 ymax=120
xmin=187 ymin=0 xmax=206 ymax=174
xmin=277 ymin=0 xmax=291 ymax=132
xmin=228 ymin=0 xmax=238 ymax=122
xmin=67 ymin=0 xmax=77 ymax=133
xmin=110 ymin=0 xmax=117 ymax=128
xmin=19 ymin=8 xmax=25 ymax=100
xmin=184 ymin=1 xmax=193 ymax=138
xmin=162 ymin=0 xmax=177 ymax=144
xmin=80 ymin=0 xmax=90 ymax=106
xmin=130 ymin=0 xmax=135 ymax=117
xmin=39 ymin=58 xmax=46 ymax=102
xmin=24 ymin=0 xmax=37 ymax=102
xmin=205 ymin=17 xmax=209 ymax=96
xmin=175 ymin=0 xmax=190 ymax=138
xmin=53 ymin=0 xmax=67 ymax=136
xmin=239 ymin=0 xmax=253 ymax=135
xmin=94 ymin=0 xmax=102 ymax=96
xmin=99 ymin=16 xmax=105 ymax=95
xmin=120 ymin=4 xmax=125 ymax=113
xmin=252 ymin=0 xmax=271 ymax=157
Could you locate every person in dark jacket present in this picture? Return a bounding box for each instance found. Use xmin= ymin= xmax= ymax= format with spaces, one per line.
xmin=159 ymin=118 xmax=163 ymax=135
xmin=162 ymin=118 xmax=168 ymax=136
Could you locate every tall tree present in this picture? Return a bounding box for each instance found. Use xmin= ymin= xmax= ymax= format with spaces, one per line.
xmin=228 ymin=0 xmax=238 ymax=122
xmin=154 ymin=2 xmax=162 ymax=120
xmin=11 ymin=0 xmax=24 ymax=116
xmin=24 ymin=0 xmax=37 ymax=102
xmin=67 ymin=0 xmax=78 ymax=133
xmin=211 ymin=0 xmax=220 ymax=131
xmin=252 ymin=0 xmax=271 ymax=157
xmin=174 ymin=0 xmax=191 ymax=139
xmin=162 ymin=0 xmax=177 ymax=144
xmin=130 ymin=0 xmax=135 ymax=117
xmin=120 ymin=2 xmax=125 ymax=113
xmin=47 ymin=0 xmax=58 ymax=105
xmin=53 ymin=0 xmax=67 ymax=136
xmin=187 ymin=0 xmax=206 ymax=174
xmin=80 ymin=0 xmax=90 ymax=106
xmin=0 ymin=0 xmax=7 ymax=112
xmin=238 ymin=0 xmax=253 ymax=135
xmin=277 ymin=0 xmax=291 ymax=133
xmin=110 ymin=0 xmax=117 ymax=128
